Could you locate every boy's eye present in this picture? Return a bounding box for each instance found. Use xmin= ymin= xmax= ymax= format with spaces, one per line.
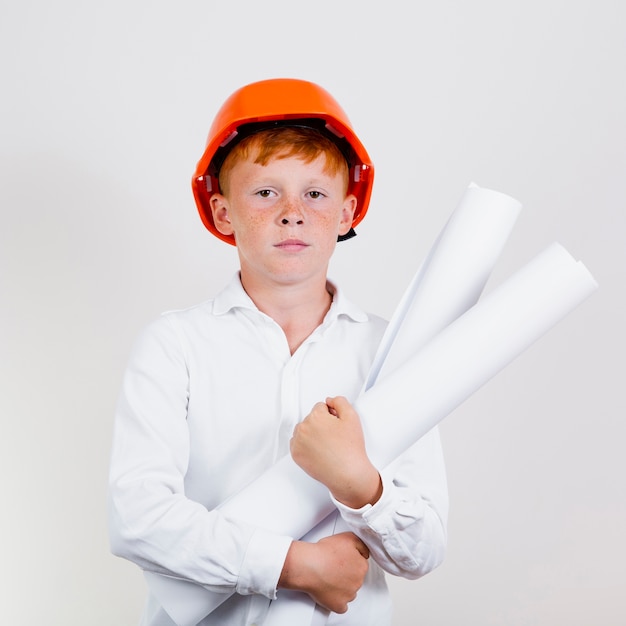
xmin=308 ymin=191 xmax=324 ymax=199
xmin=257 ymin=189 xmax=273 ymax=198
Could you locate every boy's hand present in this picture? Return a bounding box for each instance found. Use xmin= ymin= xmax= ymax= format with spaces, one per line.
xmin=278 ymin=533 xmax=370 ymax=614
xmin=290 ymin=396 xmax=382 ymax=509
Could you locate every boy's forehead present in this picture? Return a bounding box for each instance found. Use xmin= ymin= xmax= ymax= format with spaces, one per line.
xmin=236 ymin=151 xmax=336 ymax=175
xmin=240 ymin=148 xmax=339 ymax=172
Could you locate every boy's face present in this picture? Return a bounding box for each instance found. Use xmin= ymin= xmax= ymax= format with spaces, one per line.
xmin=210 ymin=152 xmax=357 ymax=289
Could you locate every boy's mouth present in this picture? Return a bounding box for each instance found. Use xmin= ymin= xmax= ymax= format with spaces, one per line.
xmin=275 ymin=239 xmax=309 ymax=251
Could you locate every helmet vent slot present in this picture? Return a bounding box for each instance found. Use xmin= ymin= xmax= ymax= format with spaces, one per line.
xmin=220 ymin=130 xmax=239 ymax=148
xmin=325 ymin=122 xmax=344 ymax=139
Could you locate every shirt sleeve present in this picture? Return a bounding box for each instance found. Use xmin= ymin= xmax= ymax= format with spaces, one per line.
xmin=330 ymin=426 xmax=448 ymax=579
xmin=107 ymin=316 xmax=292 ymax=599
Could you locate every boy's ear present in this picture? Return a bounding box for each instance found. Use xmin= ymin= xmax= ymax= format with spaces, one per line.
xmin=210 ymin=193 xmax=234 ymax=236
xmin=338 ymin=194 xmax=358 ymax=236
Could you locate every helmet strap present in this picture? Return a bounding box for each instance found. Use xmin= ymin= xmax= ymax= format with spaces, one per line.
xmin=337 ymin=228 xmax=357 ymax=242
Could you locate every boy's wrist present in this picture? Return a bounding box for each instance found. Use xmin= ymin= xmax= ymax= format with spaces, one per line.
xmin=277 ymin=540 xmax=310 ymax=592
xmin=330 ymin=468 xmax=383 ymax=510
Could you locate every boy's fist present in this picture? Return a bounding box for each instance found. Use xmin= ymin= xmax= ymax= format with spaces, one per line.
xmin=290 ymin=396 xmax=382 ymax=508
xmin=278 ymin=532 xmax=370 ymax=614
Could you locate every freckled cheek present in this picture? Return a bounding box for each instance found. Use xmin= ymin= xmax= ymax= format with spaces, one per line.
xmin=231 ymin=211 xmax=271 ymax=237
xmin=311 ymin=209 xmax=343 ymax=228
xmin=244 ymin=214 xmax=267 ymax=230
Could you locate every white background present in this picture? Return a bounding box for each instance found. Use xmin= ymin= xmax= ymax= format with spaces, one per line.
xmin=1 ymin=1 xmax=624 ymax=624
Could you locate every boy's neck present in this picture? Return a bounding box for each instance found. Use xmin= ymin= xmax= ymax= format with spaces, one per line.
xmin=239 ymin=272 xmax=333 ymax=355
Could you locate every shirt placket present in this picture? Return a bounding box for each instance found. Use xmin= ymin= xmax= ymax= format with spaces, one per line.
xmin=275 ymin=348 xmax=305 ymax=460
xmin=275 ymin=318 xmax=335 ymax=458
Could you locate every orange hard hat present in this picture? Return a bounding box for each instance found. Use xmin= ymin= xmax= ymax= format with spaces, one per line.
xmin=192 ymin=78 xmax=374 ymax=245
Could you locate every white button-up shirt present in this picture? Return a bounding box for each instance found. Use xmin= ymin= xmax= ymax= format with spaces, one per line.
xmin=108 ymin=274 xmax=448 ymax=626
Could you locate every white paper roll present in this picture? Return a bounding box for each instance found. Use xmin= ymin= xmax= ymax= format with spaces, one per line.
xmin=356 ymin=242 xmax=598 ymax=468
xmin=365 ymin=183 xmax=522 ymax=388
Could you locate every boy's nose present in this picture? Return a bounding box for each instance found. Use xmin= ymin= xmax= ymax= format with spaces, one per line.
xmin=279 ymin=199 xmax=304 ymax=225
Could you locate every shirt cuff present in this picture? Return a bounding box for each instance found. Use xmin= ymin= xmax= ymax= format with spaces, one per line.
xmin=236 ymin=528 xmax=293 ymax=599
xmin=330 ymin=473 xmax=424 ymax=534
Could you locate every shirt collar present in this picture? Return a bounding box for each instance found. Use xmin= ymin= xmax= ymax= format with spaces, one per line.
xmin=324 ymin=279 xmax=369 ymax=323
xmin=212 ymin=272 xmax=369 ymax=323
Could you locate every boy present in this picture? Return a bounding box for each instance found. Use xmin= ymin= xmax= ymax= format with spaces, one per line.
xmin=108 ymin=78 xmax=448 ymax=625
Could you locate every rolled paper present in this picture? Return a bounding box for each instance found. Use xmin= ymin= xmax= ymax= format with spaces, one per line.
xmin=364 ymin=182 xmax=522 ymax=389
xmin=356 ymin=242 xmax=598 ymax=469
xmin=144 ymin=183 xmax=523 ymax=624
